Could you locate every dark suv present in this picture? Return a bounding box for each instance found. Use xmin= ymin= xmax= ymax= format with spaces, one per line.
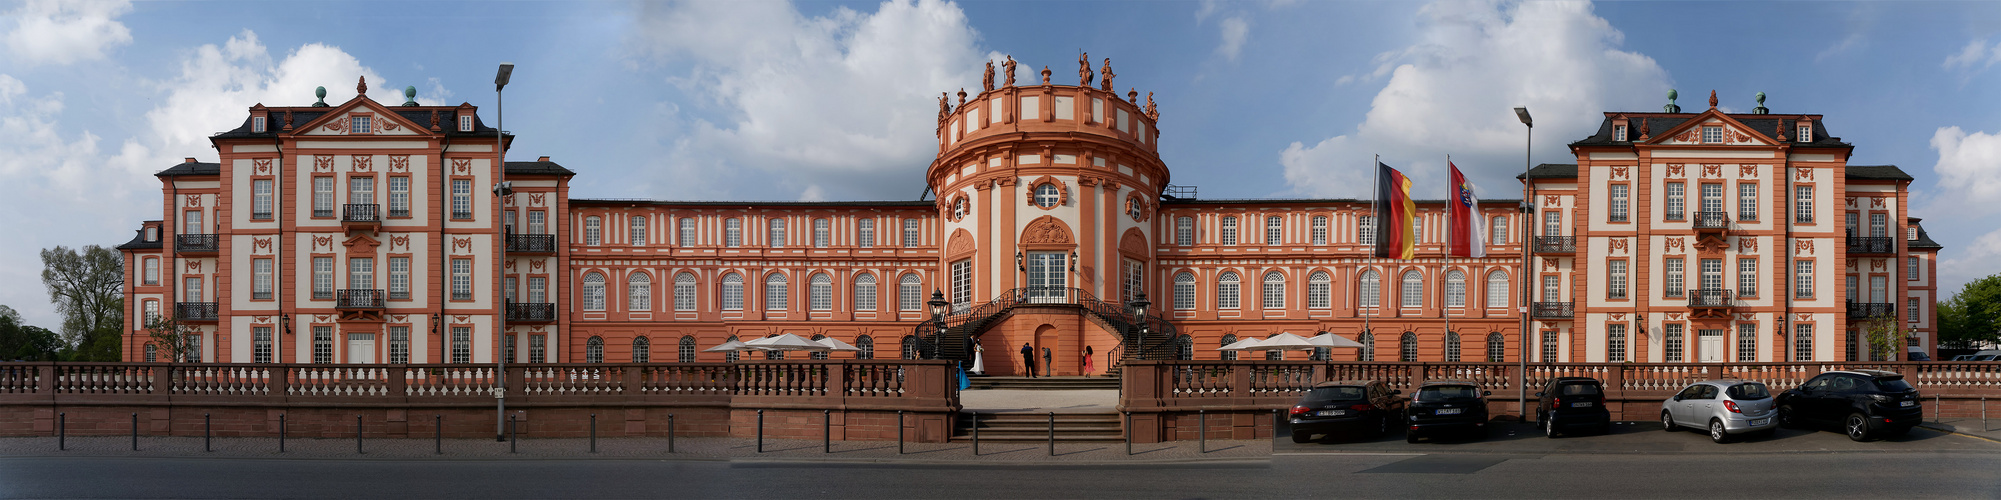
xmin=1287 ymin=380 xmax=1405 ymax=443
xmin=1776 ymin=369 xmax=1923 ymax=441
xmin=1404 ymin=381 xmax=1490 ymax=443
xmin=1535 ymin=377 xmax=1610 ymax=437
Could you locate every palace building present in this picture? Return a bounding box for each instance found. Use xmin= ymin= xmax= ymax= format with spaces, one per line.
xmin=115 ymin=65 xmax=1941 ymax=373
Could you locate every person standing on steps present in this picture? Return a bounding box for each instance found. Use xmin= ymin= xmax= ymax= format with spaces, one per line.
xmin=1082 ymin=346 xmax=1094 ymax=377
xmin=971 ymin=341 xmax=986 ymax=376
xmin=1020 ymin=343 xmax=1036 ymax=378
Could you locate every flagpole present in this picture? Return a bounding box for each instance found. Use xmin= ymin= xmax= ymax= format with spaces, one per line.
xmin=1366 ymin=154 xmax=1377 ymax=357
xmin=1444 ymin=155 xmax=1451 ymax=349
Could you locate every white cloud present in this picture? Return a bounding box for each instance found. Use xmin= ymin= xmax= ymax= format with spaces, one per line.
xmin=1928 ymin=126 xmax=2001 ymax=211
xmin=1943 ymin=39 xmax=2001 ymax=72
xmin=1216 ymin=17 xmax=1250 ymax=61
xmin=3 ymin=0 xmax=133 ymax=66
xmin=629 ymin=0 xmax=986 ymax=200
xmin=1281 ymin=0 xmax=1669 ymax=199
xmin=1938 ymin=226 xmax=2001 ymax=298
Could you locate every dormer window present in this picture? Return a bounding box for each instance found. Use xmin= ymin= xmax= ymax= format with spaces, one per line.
xmin=1907 ymin=227 xmax=1917 ymax=241
xmin=1702 ymin=126 xmax=1722 ymax=143
xmin=145 ymin=227 xmax=158 ymax=241
xmin=1614 ymin=124 xmax=1628 ymax=142
xmin=351 ymin=116 xmax=371 ymax=134
xmin=253 ymin=116 xmax=266 ymax=133
xmin=459 ymin=115 xmax=473 ymax=132
xmin=1797 ymin=124 xmax=1812 ymax=142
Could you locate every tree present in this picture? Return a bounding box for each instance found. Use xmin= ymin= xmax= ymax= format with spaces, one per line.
xmin=0 ymin=306 xmax=62 ymax=361
xmin=144 ymin=315 xmax=200 ymax=363
xmin=40 ymin=245 xmax=124 ymax=361
xmin=1939 ymin=274 xmax=2001 ymax=349
xmin=1859 ymin=316 xmax=1903 ymax=361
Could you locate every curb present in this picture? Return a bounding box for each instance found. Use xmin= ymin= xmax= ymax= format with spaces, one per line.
xmin=1918 ymin=422 xmax=2001 ymax=444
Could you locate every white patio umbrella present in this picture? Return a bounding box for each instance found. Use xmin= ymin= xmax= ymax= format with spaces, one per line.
xmin=743 ymin=333 xmax=829 ymax=351
xmin=1242 ymin=332 xmax=1315 ymax=351
xmin=702 ymin=339 xmax=751 ymax=352
xmin=1308 ymin=332 xmax=1367 ymax=348
xmin=815 ymin=337 xmax=861 ymax=352
xmin=1217 ymin=337 xmax=1265 ymax=351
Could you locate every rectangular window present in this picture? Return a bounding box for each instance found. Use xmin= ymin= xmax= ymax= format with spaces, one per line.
xmin=388 ymin=177 xmax=409 ymax=217
xmin=1542 ymin=274 xmax=1559 ymax=302
xmin=1794 ymin=324 xmax=1814 ymax=361
xmin=1309 ymin=276 xmax=1330 ymax=309
xmin=1908 ymin=227 xmax=1917 ymax=241
xmin=1541 ymin=330 xmax=1559 ymax=362
xmin=1908 ymin=256 xmax=1920 ymax=278
xmin=1177 ymin=217 xmax=1194 ymax=246
xmin=1609 ymin=184 xmax=1629 ymax=222
xmin=1665 ymin=182 xmax=1685 ymax=221
xmin=1311 ymin=216 xmax=1328 ymax=245
xmin=252 ymin=179 xmax=273 ymax=220
xmin=451 ymin=179 xmax=472 ymax=219
xmin=769 ymin=219 xmax=785 ymax=247
xmin=1738 ymin=182 xmax=1758 ymax=221
xmin=313 ymin=176 xmax=334 ymax=217
xmin=674 ymin=276 xmax=695 ymax=311
xmin=903 ymin=219 xmax=920 ymax=247
xmin=253 ymin=116 xmax=267 ymax=133
xmin=1870 ymin=275 xmax=1888 ymax=303
xmin=451 ymin=258 xmax=472 ymax=301
xmin=529 ymin=335 xmax=546 ymax=363
xmin=1869 ymin=213 xmax=1887 ymax=238
xmin=253 ymin=258 xmax=273 ymax=300
xmin=678 ymin=217 xmax=696 ymax=245
xmin=1218 ymin=276 xmax=1240 ymax=310
xmin=814 ymin=219 xmax=829 ymax=248
xmin=1543 ymin=211 xmax=1560 ymax=236
xmin=1665 ymin=258 xmax=1685 ymax=298
xmin=1221 ymin=216 xmax=1237 ymax=245
xmin=309 ymin=326 xmax=333 ymax=364
xmin=184 ymin=277 xmax=202 ymax=302
xmin=1847 ymin=275 xmax=1858 ymax=302
xmin=389 ymin=327 xmax=409 ymax=364
xmin=1909 ymin=298 xmax=1920 ymax=322
xmin=143 ymin=258 xmax=158 ymax=285
xmin=1414 ymin=218 xmax=1424 ymax=244
xmin=1614 ymin=124 xmax=1628 ymax=141
xmin=1738 ymin=323 xmax=1757 ymax=362
xmin=1486 ymin=272 xmax=1507 ymax=308
xmin=312 ymin=257 xmax=333 ymax=300
xmin=349 ymin=257 xmax=374 ymax=289
xmin=389 ymin=257 xmax=410 ymax=300
xmin=1608 ymin=324 xmax=1627 ymax=362
xmin=725 ymin=218 xmax=742 ymax=247
xmin=858 ymin=218 xmax=875 ymax=248
xmin=351 ymin=115 xmax=371 ymax=134
xmin=898 ymin=277 xmax=919 ymax=311
xmin=1608 ymin=260 xmax=1628 ymax=299
xmin=630 ymin=216 xmax=647 ymax=246
xmin=459 ymin=115 xmax=473 ymax=132
xmin=184 ymin=210 xmax=203 ymax=234
xmin=1846 ymin=213 xmax=1859 ymax=237
xmin=1797 ymin=125 xmax=1812 ymax=142
xmin=142 ymin=301 xmax=159 ymax=326
xmin=1358 ymin=215 xmax=1376 ymax=245
xmin=1795 ymin=261 xmax=1814 ymax=298
xmin=349 ymin=176 xmax=375 ymax=205
xmin=1738 ymin=258 xmax=1758 ymax=298
xmin=1664 ymin=324 xmax=1684 ymax=362
xmin=505 ymin=277 xmax=518 ymax=303
xmin=1265 ymin=215 xmax=1283 ymax=245
xmin=1700 ymin=258 xmax=1724 ymax=292
xmin=529 ymin=277 xmax=547 ymax=303
xmin=1490 ymin=215 xmax=1507 ymax=244
xmin=253 ymin=327 xmax=272 ymax=363
xmin=951 ymin=259 xmax=973 ymax=309
xmin=1795 ymin=186 xmax=1813 ymax=223
xmin=1121 ymin=259 xmax=1144 ymax=303
xmin=1701 ymin=183 xmax=1724 ymax=215
xmin=1702 ymin=126 xmax=1722 ymax=143
xmin=1174 ymin=275 xmax=1195 ymax=310
xmin=451 ymin=327 xmax=471 ymax=364
xmin=855 ymin=277 xmax=877 ymax=312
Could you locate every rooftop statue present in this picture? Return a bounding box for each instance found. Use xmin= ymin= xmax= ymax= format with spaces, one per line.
xmin=1078 ymin=52 xmax=1093 ymax=87
xmin=983 ymin=60 xmax=995 ymax=91
xmin=1100 ymin=58 xmax=1115 ymax=91
xmin=1003 ymin=55 xmax=1017 ymax=87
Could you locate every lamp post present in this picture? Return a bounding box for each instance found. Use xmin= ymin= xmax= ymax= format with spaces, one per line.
xmin=492 ymin=62 xmax=514 ymax=442
xmin=1513 ymin=106 xmax=1533 ymax=419
xmin=1128 ymin=292 xmax=1150 ymax=361
xmin=928 ymin=290 xmax=950 ymax=359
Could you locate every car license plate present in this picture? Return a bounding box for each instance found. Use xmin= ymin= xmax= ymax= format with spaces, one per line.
xmin=1572 ymin=402 xmax=1594 ymax=408
xmin=1901 ymin=400 xmax=1917 ymax=407
xmin=1436 ymin=408 xmax=1462 ymax=415
xmin=1750 ymin=418 xmax=1770 ymax=426
xmin=1315 ymin=410 xmax=1345 ymax=416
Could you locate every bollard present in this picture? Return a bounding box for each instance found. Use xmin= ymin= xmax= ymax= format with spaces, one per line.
xmin=590 ymin=413 xmax=597 ymax=454
xmin=971 ymin=413 xmax=980 ymax=456
xmin=1985 ymin=396 xmax=1991 ymax=432
xmin=58 ymin=412 xmax=65 ymax=451
xmin=756 ymin=409 xmax=765 ymax=454
xmin=435 ymin=415 xmax=443 ymax=455
xmin=1124 ymin=411 xmax=1132 ymax=456
xmin=823 ymin=410 xmax=831 ymax=454
xmin=509 ymin=415 xmax=517 ymax=454
xmin=205 ymin=413 xmax=212 ymax=452
xmin=1047 ymin=412 xmax=1056 ymax=456
xmin=279 ymin=414 xmax=286 ymax=453
xmin=356 ymin=415 xmax=364 ymax=454
xmin=897 ymin=410 xmax=905 ymax=455
xmin=130 ymin=413 xmax=137 ymax=451
xmin=1934 ymin=395 xmax=1940 ymax=423
xmin=668 ymin=414 xmax=676 ymax=453
xmin=1200 ymin=410 xmax=1207 ymax=454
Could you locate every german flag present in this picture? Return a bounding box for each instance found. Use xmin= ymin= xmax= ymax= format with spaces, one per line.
xmin=1373 ymin=162 xmax=1417 ymax=260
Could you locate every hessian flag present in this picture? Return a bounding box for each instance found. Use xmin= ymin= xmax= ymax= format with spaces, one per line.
xmin=1373 ymin=162 xmax=1416 ymax=260
xmin=1448 ymin=162 xmax=1486 ymax=258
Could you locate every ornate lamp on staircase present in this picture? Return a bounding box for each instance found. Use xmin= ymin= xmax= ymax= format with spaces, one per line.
xmin=927 ymin=290 xmax=950 ymax=359
xmin=1127 ymin=292 xmax=1150 ymax=360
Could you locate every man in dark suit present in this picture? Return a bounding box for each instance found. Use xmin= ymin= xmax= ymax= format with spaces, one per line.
xmin=1020 ymin=343 xmax=1036 ymax=378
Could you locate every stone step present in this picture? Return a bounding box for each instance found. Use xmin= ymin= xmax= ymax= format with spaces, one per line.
xmin=953 ymin=411 xmax=1123 ymax=442
xmin=967 ymin=376 xmax=1120 ymax=390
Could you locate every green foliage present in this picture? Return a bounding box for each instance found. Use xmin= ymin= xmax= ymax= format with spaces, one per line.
xmin=40 ymin=245 xmax=125 ymax=350
xmin=1939 ymin=274 xmax=2001 ymax=347
xmin=145 ymin=315 xmax=199 ymax=363
xmin=1859 ymin=316 xmax=1902 ymax=361
xmin=0 ymin=307 xmax=63 ymax=361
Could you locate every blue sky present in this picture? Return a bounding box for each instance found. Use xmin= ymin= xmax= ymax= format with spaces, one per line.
xmin=3 ymin=0 xmax=2001 ymax=330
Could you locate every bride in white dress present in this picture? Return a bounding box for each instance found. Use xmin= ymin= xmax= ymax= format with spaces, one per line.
xmin=970 ymin=342 xmax=986 ymax=375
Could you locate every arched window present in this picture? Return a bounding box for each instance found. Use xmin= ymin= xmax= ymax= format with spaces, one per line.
xmin=1400 ymin=332 xmax=1419 ymax=362
xmin=586 ymin=336 xmax=605 ymax=363
xmin=1444 ymin=331 xmax=1462 ymax=362
xmin=630 ymin=216 xmax=647 ymax=246
xmin=1220 ymin=334 xmax=1239 ymax=361
xmin=854 ymin=274 xmax=878 ymax=311
xmin=1217 ymin=272 xmax=1241 ymax=309
xmin=721 ymin=273 xmax=744 ymax=310
xmin=901 ymin=335 xmax=920 ymax=359
xmin=1262 ymin=271 xmax=1286 ymax=309
xmin=585 ymin=216 xmax=602 ymax=245
xmin=1178 ymin=335 xmax=1194 ymax=360
xmin=1308 ymin=271 xmax=1331 ymax=309
xmin=810 ymin=334 xmax=830 ymax=360
xmin=809 ymin=273 xmax=832 ymax=311
xmin=1359 ymin=270 xmax=1380 ymax=308
xmin=899 ymin=274 xmax=922 ymax=311
xmin=856 ymin=335 xmax=875 ymax=360
xmin=1034 ymin=183 xmax=1060 ymax=208
xmin=724 ymin=335 xmax=740 ymax=362
xmin=1401 ymin=270 xmax=1424 ymax=308
xmin=1487 ymin=333 xmax=1506 ymax=362
xmin=1445 ymin=270 xmax=1466 ymax=308
xmin=1173 ymin=272 xmax=1196 ymax=310
xmin=582 ymin=272 xmax=606 ymax=311
xmin=1358 ymin=332 xmax=1375 ymax=361
xmin=677 ymin=336 xmax=696 ymax=362
xmin=632 ymin=336 xmax=651 ymax=363
xmin=628 ymin=272 xmax=651 ymax=311
xmin=765 ymin=273 xmax=788 ymax=310
xmin=1486 ymin=270 xmax=1509 ymax=308
xmin=674 ymin=273 xmax=698 ymax=311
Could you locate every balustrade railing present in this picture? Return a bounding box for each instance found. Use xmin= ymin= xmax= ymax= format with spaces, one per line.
xmin=1847 ymin=236 xmax=1896 ymax=254
xmin=175 ymin=234 xmax=218 ymax=252
xmin=342 ymin=203 xmax=381 ymax=223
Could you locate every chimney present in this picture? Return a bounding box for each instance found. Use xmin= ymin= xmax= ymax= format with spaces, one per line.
xmin=538 ymin=156 xmax=550 ymax=162
xmin=184 ymin=157 xmax=197 ymax=163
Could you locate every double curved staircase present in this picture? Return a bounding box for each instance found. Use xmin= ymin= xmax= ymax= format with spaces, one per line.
xmin=908 ymin=287 xmax=1184 ymax=374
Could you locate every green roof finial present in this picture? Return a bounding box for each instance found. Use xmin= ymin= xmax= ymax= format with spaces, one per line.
xmin=313 ymin=86 xmax=328 ymax=107
xmin=402 ymin=86 xmax=419 ymax=106
xmin=1752 ymin=91 xmax=1768 ymax=114
xmin=1663 ymin=89 xmax=1681 ymax=113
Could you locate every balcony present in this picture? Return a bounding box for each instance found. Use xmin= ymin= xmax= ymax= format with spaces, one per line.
xmin=175 ymin=234 xmax=217 ymax=253
xmin=174 ymin=302 xmax=217 ymax=322
xmin=343 ymin=204 xmax=381 ymax=232
xmin=1692 ymin=211 xmax=1731 ymax=231
xmin=1848 ymin=301 xmax=1896 ymax=319
xmin=335 ymin=289 xmax=385 ymax=310
xmin=1847 ymin=236 xmax=1897 ymax=255
xmin=506 ymin=302 xmax=557 ymax=323
xmin=507 ymin=234 xmax=557 ymax=254
xmin=1689 ymin=289 xmax=1734 ymax=308
xmin=1531 ymin=301 xmax=1574 ymax=319
xmin=1533 ymin=236 xmax=1576 ymax=254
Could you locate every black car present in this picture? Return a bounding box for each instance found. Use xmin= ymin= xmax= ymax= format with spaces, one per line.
xmin=1535 ymin=377 xmax=1611 ymax=437
xmin=1775 ymin=369 xmax=1923 ymax=441
xmin=1287 ymin=380 xmax=1405 ymax=443
xmin=1405 ymin=381 xmax=1490 ymax=443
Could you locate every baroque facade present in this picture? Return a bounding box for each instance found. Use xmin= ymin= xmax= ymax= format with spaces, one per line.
xmin=116 ymin=68 xmax=1941 ymax=374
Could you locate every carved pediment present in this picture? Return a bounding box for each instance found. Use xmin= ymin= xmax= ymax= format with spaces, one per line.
xmin=945 ymin=229 xmax=976 ymax=259
xmin=343 ymin=234 xmax=382 ymax=254
xmin=1647 ymin=110 xmax=1776 ymax=146
xmin=1021 ymin=215 xmax=1075 ymax=246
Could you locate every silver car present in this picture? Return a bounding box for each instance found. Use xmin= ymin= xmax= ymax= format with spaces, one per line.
xmin=1661 ymin=380 xmax=1777 ymax=443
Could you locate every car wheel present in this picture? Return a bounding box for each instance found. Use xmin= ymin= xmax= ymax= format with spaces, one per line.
xmin=1661 ymin=411 xmax=1677 ymax=432
xmin=1291 ymin=432 xmax=1312 ymax=444
xmin=1708 ymin=419 xmax=1731 ymax=444
xmin=1406 ymin=432 xmax=1421 ymax=444
xmin=1845 ymin=413 xmax=1873 ymax=442
xmin=1546 ymin=418 xmax=1559 ymax=438
xmin=1776 ymin=405 xmax=1800 ymax=429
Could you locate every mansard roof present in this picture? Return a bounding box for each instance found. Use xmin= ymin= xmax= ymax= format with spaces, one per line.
xmin=570 ymin=199 xmax=933 ymax=208
xmin=211 ymin=106 xmax=502 ymax=139
xmin=1844 ymin=165 xmax=1913 ymax=181
xmin=1158 ymin=198 xmax=1520 ymax=206
xmin=1572 ymin=113 xmax=1849 ymax=148
xmin=1517 ymin=163 xmax=1578 ymax=180
xmin=155 ymin=161 xmax=220 ymax=177
xmin=115 ymin=222 xmax=163 ymax=251
xmin=505 ymin=160 xmax=575 ymax=176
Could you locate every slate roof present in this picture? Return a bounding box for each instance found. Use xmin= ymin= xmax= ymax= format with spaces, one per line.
xmin=1516 ymin=164 xmax=1578 ymax=180
xmin=1909 ymin=219 xmax=1942 ymax=250
xmin=115 ymin=224 xmax=162 ymax=251
xmin=1844 ymin=165 xmax=1913 ymax=181
xmin=210 ymin=107 xmax=505 ymax=139
xmin=570 ymin=199 xmax=934 ymax=208
xmin=505 ymin=160 xmax=575 ymax=176
xmin=1159 ymin=198 xmax=1521 ymax=206
xmin=1570 ymin=113 xmax=1850 ymax=148
xmin=155 ymin=162 xmax=221 ymax=177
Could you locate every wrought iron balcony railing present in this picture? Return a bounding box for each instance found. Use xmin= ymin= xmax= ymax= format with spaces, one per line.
xmin=1847 ymin=236 xmax=1896 ymax=255
xmin=506 ymin=302 xmax=557 ymax=322
xmin=1533 ymin=236 xmax=1576 ymax=254
xmin=342 ymin=204 xmax=381 ymax=223
xmin=174 ymin=302 xmax=217 ymax=321
xmin=1689 ymin=289 xmax=1734 ymax=308
xmin=1848 ymin=301 xmax=1896 ymax=319
xmin=507 ymin=234 xmax=557 ymax=253
xmin=335 ymin=289 xmax=385 ymax=310
xmin=175 ymin=234 xmax=217 ymax=253
xmin=1692 ymin=211 xmax=1731 ymax=230
xmin=1531 ymin=301 xmax=1574 ymax=319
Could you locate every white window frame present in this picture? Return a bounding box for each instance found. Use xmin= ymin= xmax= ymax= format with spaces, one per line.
xmin=1265 ymin=216 xmax=1283 ymax=245
xmin=1359 ymin=270 xmax=1381 ymax=308
xmin=1445 ymin=270 xmax=1466 ymax=307
xmin=769 ymin=219 xmax=786 ymax=247
xmin=1739 ymin=182 xmax=1758 ymax=221
xmin=1609 ymin=184 xmax=1628 ymax=222
xmin=1400 ymin=270 xmax=1423 ymax=308
xmin=1173 ymin=272 xmax=1196 ymax=310
xmin=628 ymin=272 xmax=651 ymax=311
xmin=585 ymin=216 xmax=601 ymax=245
xmin=814 ymin=218 xmax=830 ymax=248
xmin=674 ymin=273 xmax=697 ymax=311
xmin=725 ymin=218 xmax=742 ymax=247
xmin=1486 ymin=271 xmax=1509 ymax=308
xmin=1308 ymin=271 xmax=1331 ymax=309
xmin=858 ymin=218 xmax=875 ymax=248
xmin=1702 ymin=126 xmax=1722 ymax=143
xmin=854 ymin=274 xmax=877 ymax=311
xmin=810 ymin=273 xmax=833 ymax=311
xmin=722 ymin=273 xmax=744 ymax=310
xmin=1262 ymin=271 xmax=1285 ymax=309
xmin=765 ymin=273 xmax=788 ymax=310
xmin=1220 ymin=216 xmax=1238 ymax=245
xmin=630 ymin=216 xmax=647 ymax=246
xmin=582 ymin=273 xmax=607 ymax=311
xmin=1217 ymin=272 xmax=1241 ymax=309
xmin=1177 ymin=217 xmax=1194 ymax=246
xmin=1739 ymin=258 xmax=1758 ymax=298
xmin=459 ymin=115 xmax=473 ymax=132
xmin=898 ymin=274 xmax=921 ymax=311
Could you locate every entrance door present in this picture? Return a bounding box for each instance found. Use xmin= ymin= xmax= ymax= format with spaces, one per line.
xmin=348 ymin=333 xmax=376 ymax=364
xmin=1698 ymin=329 xmax=1724 ymax=363
xmin=1026 ymin=251 xmax=1068 ymax=303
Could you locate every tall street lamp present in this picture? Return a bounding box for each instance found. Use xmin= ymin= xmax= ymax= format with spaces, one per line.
xmin=1513 ymin=106 xmax=1533 ymax=420
xmin=492 ymin=62 xmax=514 ymax=442
xmin=927 ymin=290 xmax=950 ymax=359
xmin=1127 ymin=291 xmax=1150 ymax=360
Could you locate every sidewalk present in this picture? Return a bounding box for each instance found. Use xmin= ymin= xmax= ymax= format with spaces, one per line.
xmin=1919 ymin=417 xmax=2001 ymax=443
xmin=0 ymin=435 xmax=1270 ymax=465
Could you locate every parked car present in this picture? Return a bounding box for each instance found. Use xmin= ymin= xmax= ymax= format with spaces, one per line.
xmin=1660 ymin=380 xmax=1777 ymax=443
xmin=1405 ymin=381 xmax=1490 ymax=443
xmin=1776 ymin=369 xmax=1923 ymax=441
xmin=1905 ymin=351 xmax=1932 ymax=361
xmin=1535 ymin=377 xmax=1610 ymax=437
xmin=1287 ymin=380 xmax=1405 ymax=443
xmin=1970 ymin=351 xmax=2001 ymax=361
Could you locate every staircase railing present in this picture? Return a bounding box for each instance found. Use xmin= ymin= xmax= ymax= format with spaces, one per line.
xmin=908 ymin=286 xmax=1181 ymax=370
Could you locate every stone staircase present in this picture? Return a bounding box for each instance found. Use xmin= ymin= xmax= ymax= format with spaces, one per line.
xmin=953 ymin=411 xmax=1124 ymax=442
xmin=967 ymin=376 xmax=1120 ymax=391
